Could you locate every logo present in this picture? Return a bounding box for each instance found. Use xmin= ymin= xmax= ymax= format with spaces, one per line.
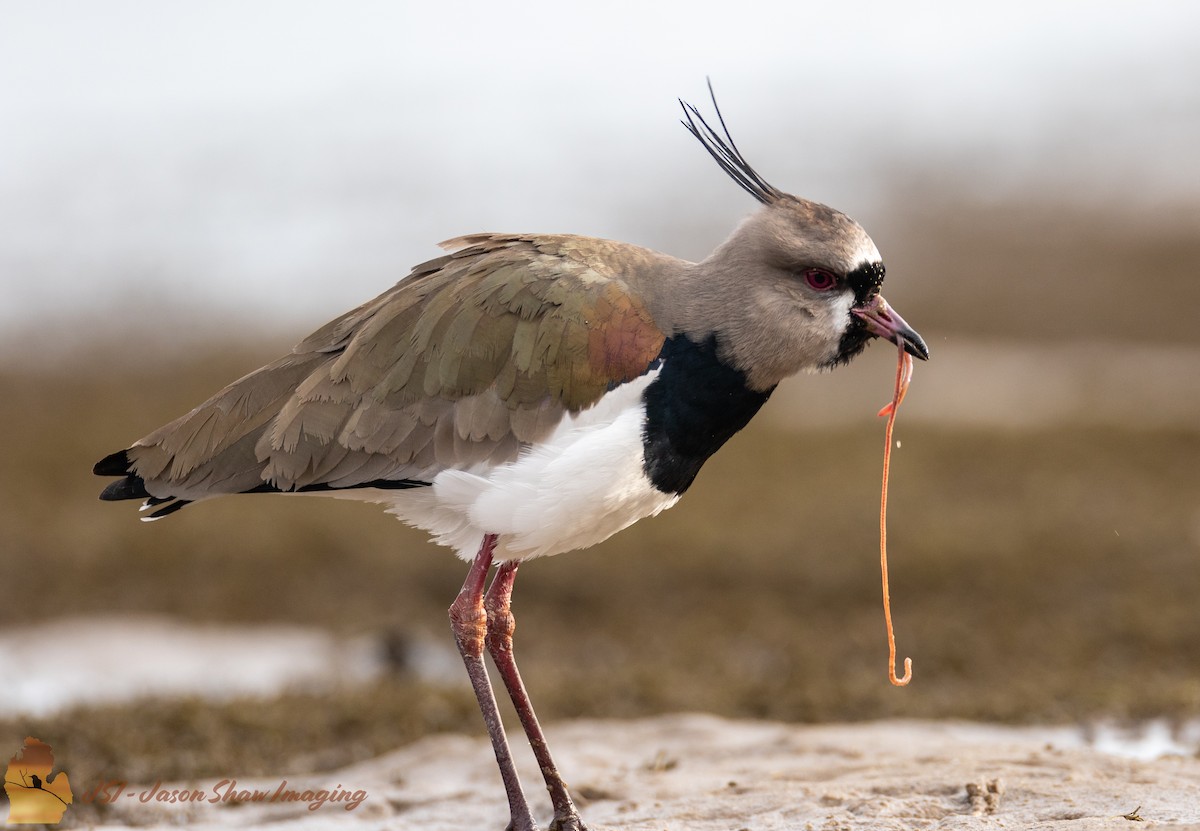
xmin=3 ymin=737 xmax=72 ymax=825
xmin=3 ymin=736 xmax=367 ymax=823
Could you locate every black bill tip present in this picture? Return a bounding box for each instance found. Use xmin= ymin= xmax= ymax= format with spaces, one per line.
xmin=900 ymin=329 xmax=930 ymax=362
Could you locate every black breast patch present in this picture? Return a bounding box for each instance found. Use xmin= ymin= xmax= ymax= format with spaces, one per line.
xmin=640 ymin=334 xmax=773 ymax=495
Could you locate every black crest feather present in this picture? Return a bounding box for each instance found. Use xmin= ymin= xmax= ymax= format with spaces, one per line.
xmin=680 ymin=79 xmax=782 ymax=205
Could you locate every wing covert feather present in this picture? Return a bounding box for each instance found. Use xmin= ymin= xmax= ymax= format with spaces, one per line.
xmin=127 ymin=235 xmax=667 ymax=497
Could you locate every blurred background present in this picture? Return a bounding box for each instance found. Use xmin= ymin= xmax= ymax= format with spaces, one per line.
xmin=2 ymin=0 xmax=1199 ymax=803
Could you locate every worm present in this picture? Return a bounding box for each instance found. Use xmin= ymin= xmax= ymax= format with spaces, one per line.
xmin=878 ymin=344 xmax=914 ymax=686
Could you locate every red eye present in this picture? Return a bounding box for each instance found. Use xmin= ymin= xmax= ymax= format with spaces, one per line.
xmin=804 ymin=269 xmax=837 ymax=291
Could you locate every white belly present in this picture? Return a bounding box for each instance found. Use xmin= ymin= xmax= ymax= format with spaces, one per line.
xmin=385 ymin=371 xmax=679 ymax=561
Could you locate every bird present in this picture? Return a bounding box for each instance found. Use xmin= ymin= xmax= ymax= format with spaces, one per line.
xmin=94 ymin=84 xmax=929 ymax=831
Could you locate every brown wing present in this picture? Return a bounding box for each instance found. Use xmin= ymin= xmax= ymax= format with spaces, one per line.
xmin=117 ymin=234 xmax=666 ymax=502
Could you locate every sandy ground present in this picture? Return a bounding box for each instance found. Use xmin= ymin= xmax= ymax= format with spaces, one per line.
xmin=84 ymin=714 xmax=1200 ymax=830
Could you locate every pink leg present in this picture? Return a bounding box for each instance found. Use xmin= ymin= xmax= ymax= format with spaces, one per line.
xmin=485 ymin=560 xmax=588 ymax=831
xmin=449 ymin=534 xmax=538 ymax=831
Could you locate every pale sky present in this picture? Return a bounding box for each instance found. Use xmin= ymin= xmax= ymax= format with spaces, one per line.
xmin=2 ymin=0 xmax=1197 ymax=342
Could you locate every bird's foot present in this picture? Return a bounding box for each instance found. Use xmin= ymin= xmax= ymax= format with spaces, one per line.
xmin=548 ymin=814 xmax=589 ymax=831
xmin=505 ymin=819 xmax=541 ymax=831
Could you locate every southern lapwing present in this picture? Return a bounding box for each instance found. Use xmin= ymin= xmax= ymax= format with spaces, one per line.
xmin=94 ymin=86 xmax=929 ymax=831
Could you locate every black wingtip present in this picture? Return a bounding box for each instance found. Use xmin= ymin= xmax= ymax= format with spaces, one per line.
xmin=95 ymin=448 xmax=154 ymax=502
xmin=99 ymin=475 xmax=151 ymax=502
xmin=94 ymin=449 xmax=132 ymax=477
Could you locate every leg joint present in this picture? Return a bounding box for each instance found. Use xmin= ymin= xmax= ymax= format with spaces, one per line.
xmin=449 ymin=596 xmax=488 ymax=657
xmin=485 ymin=604 xmax=516 ymax=655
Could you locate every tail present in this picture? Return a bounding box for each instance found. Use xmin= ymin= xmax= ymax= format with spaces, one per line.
xmin=94 ymin=446 xmax=428 ymax=521
xmin=93 ymin=449 xmax=193 ymax=519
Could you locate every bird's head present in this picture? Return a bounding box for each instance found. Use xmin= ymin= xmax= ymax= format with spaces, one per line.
xmin=680 ymin=85 xmax=929 ymax=390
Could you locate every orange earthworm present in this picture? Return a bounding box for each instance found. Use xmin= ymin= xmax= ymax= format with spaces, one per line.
xmin=878 ymin=344 xmax=914 ymax=686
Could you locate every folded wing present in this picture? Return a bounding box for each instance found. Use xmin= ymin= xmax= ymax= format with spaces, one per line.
xmin=96 ymin=234 xmax=667 ymax=516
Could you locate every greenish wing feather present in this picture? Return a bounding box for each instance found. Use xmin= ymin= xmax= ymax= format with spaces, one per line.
xmin=129 ymin=235 xmax=666 ymax=496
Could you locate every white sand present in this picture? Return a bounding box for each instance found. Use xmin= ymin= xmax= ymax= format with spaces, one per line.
xmin=0 ymin=616 xmax=385 ymax=716
xmin=87 ymin=714 xmax=1200 ymax=830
